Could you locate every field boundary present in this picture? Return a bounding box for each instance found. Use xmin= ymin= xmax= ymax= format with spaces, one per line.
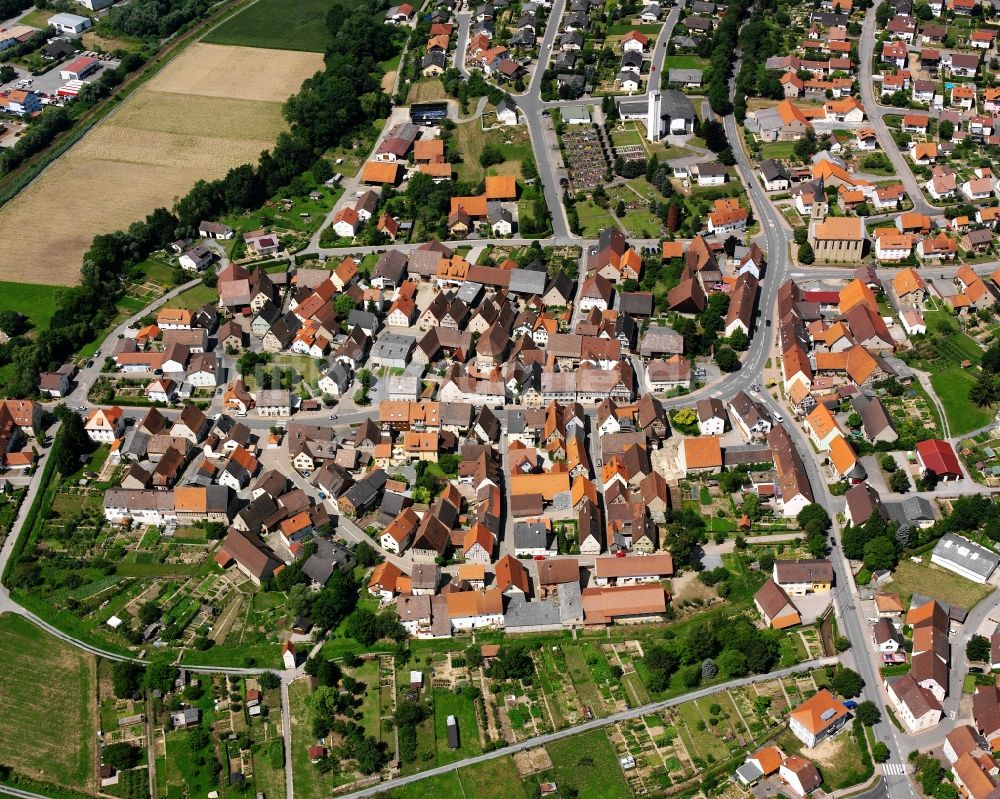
xmin=0 ymin=0 xmax=267 ymax=212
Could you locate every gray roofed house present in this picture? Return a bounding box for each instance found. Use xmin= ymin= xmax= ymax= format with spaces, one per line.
xmin=621 ymin=50 xmax=643 ymax=72
xmin=347 ymin=309 xmax=379 ymax=335
xmin=513 ymin=521 xmax=554 ymax=554
xmin=557 ymin=578 xmax=583 ymax=624
xmin=639 ymin=326 xmax=684 ymax=357
xmin=508 ymin=269 xmax=548 ymax=296
xmin=302 ymin=537 xmax=355 ymax=586
xmin=611 ymin=293 xmax=651 ymax=320
xmin=668 ymin=68 xmax=703 ymax=87
xmin=372 ymin=250 xmax=408 ymax=288
xmin=370 ymin=333 xmax=416 ymax=368
xmin=931 ymin=533 xmax=999 ymax=583
xmin=504 ymin=594 xmax=563 ymax=632
xmin=760 ymin=158 xmax=790 ymax=190
xmin=885 ymin=495 xmax=936 ymax=528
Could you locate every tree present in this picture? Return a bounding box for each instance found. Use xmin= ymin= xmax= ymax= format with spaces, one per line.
xmin=716 ymin=649 xmax=748 ymax=678
xmin=743 ymin=492 xmax=762 ymax=521
xmin=939 ymin=119 xmax=954 ymax=140
xmin=889 ymin=469 xmax=911 ymax=494
xmin=797 ymin=504 xmax=830 ymax=532
xmin=144 ymin=658 xmax=178 ymax=695
xmin=0 ymin=310 xmax=28 ymax=336
xmin=855 ymin=701 xmax=881 ymax=726
xmin=840 ymin=524 xmax=866 ymax=560
xmin=728 ymin=329 xmax=750 ymax=351
xmin=863 ymin=536 xmax=897 ymax=571
xmin=486 ymin=646 xmax=535 ymax=680
xmin=112 ymin=661 xmax=146 ymax=699
xmin=830 ymin=667 xmax=864 ymax=698
xmin=798 ymin=242 xmax=815 ymax=264
xmin=701 ymin=658 xmax=718 ymax=680
xmin=715 ymin=347 xmax=739 ymax=372
xmin=345 ymin=608 xmax=381 ymax=646
xmin=102 ymin=743 xmax=142 ymax=770
xmin=644 ymin=643 xmax=680 ymax=691
xmin=259 ymin=671 xmax=280 ymax=691
xmin=872 ymin=742 xmax=890 ymax=763
xmin=967 ymin=634 xmax=991 ymax=663
xmin=355 ymin=541 xmax=380 ymax=568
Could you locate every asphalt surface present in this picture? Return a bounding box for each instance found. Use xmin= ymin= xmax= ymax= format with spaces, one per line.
xmin=857 ymin=4 xmax=937 ymax=217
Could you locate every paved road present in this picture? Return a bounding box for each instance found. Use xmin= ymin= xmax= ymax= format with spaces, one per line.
xmin=517 ymin=0 xmax=572 ymax=240
xmin=857 ymin=4 xmax=937 ymax=217
xmin=453 ymin=12 xmax=471 ymax=78
xmin=335 ymin=657 xmax=839 ymax=799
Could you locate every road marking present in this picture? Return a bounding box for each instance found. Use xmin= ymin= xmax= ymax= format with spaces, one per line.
xmin=883 ymin=764 xmax=905 ymax=776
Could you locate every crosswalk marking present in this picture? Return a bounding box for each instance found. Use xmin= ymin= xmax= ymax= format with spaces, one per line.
xmin=883 ymin=763 xmax=905 ymax=776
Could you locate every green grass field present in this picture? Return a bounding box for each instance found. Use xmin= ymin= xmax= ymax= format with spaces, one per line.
xmin=203 ymin=0 xmax=337 ymax=51
xmin=663 ymin=54 xmax=710 ymax=71
xmin=884 ymin=559 xmax=994 ymax=610
xmin=433 ymin=689 xmax=482 ymax=764
xmin=389 ymin=757 xmax=529 ymax=799
xmin=0 ymin=614 xmax=96 ymax=790
xmin=171 ymin=283 xmax=219 ymax=311
xmin=760 ymin=141 xmax=798 ymax=160
xmin=930 ymin=367 xmax=995 ymax=435
xmin=576 ymin=199 xmax=617 ymax=237
xmin=545 ymin=729 xmax=633 ymax=799
xmin=0 ymin=281 xmax=62 ymax=333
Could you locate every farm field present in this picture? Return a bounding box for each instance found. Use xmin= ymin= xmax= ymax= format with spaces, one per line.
xmin=203 ymin=0 xmax=337 ymax=51
xmin=0 ymin=613 xmax=96 ymax=791
xmin=0 ymin=43 xmax=322 ymax=287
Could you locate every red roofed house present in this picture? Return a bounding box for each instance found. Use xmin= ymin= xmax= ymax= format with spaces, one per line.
xmin=916 ymin=439 xmax=963 ymax=482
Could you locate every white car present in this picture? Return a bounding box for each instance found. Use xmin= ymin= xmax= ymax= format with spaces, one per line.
xmin=772 ymin=412 xmax=784 ymax=423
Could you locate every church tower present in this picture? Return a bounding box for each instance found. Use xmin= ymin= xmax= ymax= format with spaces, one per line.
xmin=647 ymin=90 xmax=662 ymax=142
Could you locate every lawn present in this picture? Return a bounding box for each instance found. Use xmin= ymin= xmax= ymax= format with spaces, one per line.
xmin=575 ymin=199 xmax=617 ymax=237
xmin=0 ymin=281 xmax=61 ymax=332
xmin=203 ymin=0 xmax=337 ymax=51
xmin=929 ymin=367 xmax=994 ymax=436
xmin=0 ymin=614 xmax=96 ymax=791
xmin=390 ymin=757 xmax=528 ymax=799
xmin=356 ymin=660 xmax=382 ymax=739
xmin=288 ymin=679 xmax=330 ymax=799
xmin=563 ymin=644 xmax=607 ymax=716
xmin=760 ymin=141 xmax=799 ymax=160
xmin=677 ymin=699 xmax=730 ymax=761
xmin=545 ymin=729 xmax=633 ymax=799
xmin=171 ymin=283 xmax=219 ymax=311
xmin=814 ymin=726 xmax=873 ymax=791
xmin=884 ymin=558 xmax=994 ymax=610
xmin=453 ymin=119 xmax=487 ymax=184
xmin=165 ymin=728 xmax=219 ymax=799
xmin=433 ymin=688 xmax=483 ymax=763
xmin=619 ymin=208 xmax=662 ymax=237
xmin=662 ymin=55 xmax=710 ymax=71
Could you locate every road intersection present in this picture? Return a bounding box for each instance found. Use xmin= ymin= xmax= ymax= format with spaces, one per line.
xmin=5 ymin=3 xmax=1000 ymax=799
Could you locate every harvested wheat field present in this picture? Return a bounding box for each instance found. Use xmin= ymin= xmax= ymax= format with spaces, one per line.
xmin=0 ymin=43 xmax=323 ymax=285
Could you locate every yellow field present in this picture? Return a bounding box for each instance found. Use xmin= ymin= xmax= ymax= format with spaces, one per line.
xmin=0 ymin=43 xmax=323 ymax=286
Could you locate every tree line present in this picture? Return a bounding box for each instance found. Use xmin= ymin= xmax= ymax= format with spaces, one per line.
xmin=0 ymin=0 xmax=398 ymax=399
